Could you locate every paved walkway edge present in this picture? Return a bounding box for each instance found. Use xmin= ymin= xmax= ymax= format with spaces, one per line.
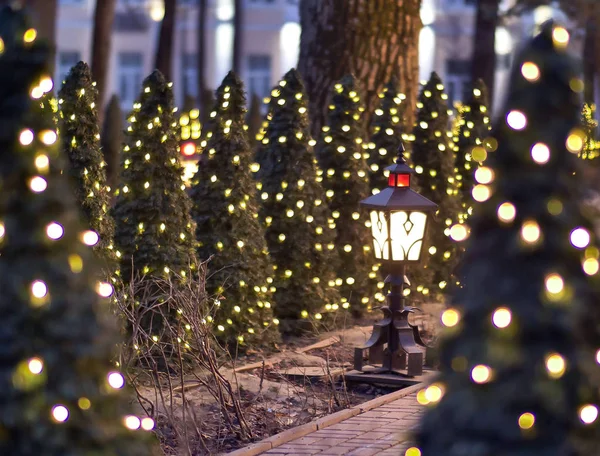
xmin=227 ymin=382 xmax=426 ymax=456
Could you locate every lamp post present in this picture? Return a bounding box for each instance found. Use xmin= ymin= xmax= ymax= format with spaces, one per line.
xmin=351 ymin=143 xmax=438 ymax=381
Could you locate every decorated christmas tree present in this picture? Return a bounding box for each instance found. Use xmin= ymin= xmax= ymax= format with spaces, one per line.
xmin=101 ymin=94 xmax=123 ymax=192
xmin=315 ymin=74 xmax=377 ymax=315
xmin=58 ymin=61 xmax=116 ymax=270
xmin=410 ymin=72 xmax=461 ymax=298
xmin=112 ymin=70 xmax=196 ymax=282
xmin=189 ymin=72 xmax=278 ymax=346
xmin=255 ymin=69 xmax=342 ymax=329
xmin=368 ymin=74 xmax=407 ymax=193
xmin=454 ymin=79 xmax=492 ymax=221
xmin=0 ymin=5 xmax=155 ymax=454
xmin=413 ymin=24 xmax=600 ymax=455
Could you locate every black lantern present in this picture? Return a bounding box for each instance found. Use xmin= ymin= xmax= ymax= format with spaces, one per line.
xmin=349 ymin=144 xmax=437 ymax=381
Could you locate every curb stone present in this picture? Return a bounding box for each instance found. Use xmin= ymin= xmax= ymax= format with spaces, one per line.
xmin=225 ymin=382 xmax=425 ymax=455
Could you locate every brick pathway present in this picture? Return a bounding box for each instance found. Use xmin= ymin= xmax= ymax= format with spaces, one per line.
xmin=260 ymin=392 xmax=423 ymax=456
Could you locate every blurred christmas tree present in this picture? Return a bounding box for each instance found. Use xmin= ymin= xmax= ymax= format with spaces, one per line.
xmin=413 ymin=24 xmax=600 ymax=456
xmin=410 ymin=72 xmax=461 ymax=299
xmin=454 ymin=79 xmax=491 ymax=221
xmin=368 ymin=74 xmax=407 ymax=193
xmin=58 ymin=61 xmax=117 ymax=271
xmin=255 ymin=69 xmax=342 ymax=330
xmin=315 ymin=74 xmax=378 ymax=315
xmin=112 ymin=70 xmax=196 ymax=282
xmin=0 ymin=5 xmax=155 ymax=454
xmin=101 ymin=94 xmax=123 ymax=192
xmin=189 ymin=71 xmax=278 ymax=346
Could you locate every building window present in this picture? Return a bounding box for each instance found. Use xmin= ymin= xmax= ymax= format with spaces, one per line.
xmin=56 ymin=51 xmax=81 ymax=87
xmin=446 ymin=59 xmax=471 ymax=105
xmin=246 ymin=54 xmax=271 ymax=102
xmin=182 ymin=53 xmax=198 ymax=98
xmin=118 ymin=52 xmax=144 ymax=110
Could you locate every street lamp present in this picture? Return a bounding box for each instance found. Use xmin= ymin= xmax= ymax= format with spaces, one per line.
xmin=351 ymin=143 xmax=437 ymax=380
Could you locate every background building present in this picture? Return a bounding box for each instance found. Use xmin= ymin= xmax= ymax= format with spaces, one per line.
xmin=56 ymin=0 xmax=583 ymax=116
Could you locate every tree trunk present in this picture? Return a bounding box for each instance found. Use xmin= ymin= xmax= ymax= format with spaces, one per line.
xmin=297 ymin=0 xmax=422 ymax=138
xmin=233 ymin=0 xmax=243 ymax=74
xmin=155 ymin=0 xmax=178 ymax=80
xmin=197 ymin=0 xmax=212 ymax=122
xmin=471 ymin=0 xmax=500 ymax=108
xmin=91 ymin=0 xmax=117 ymax=123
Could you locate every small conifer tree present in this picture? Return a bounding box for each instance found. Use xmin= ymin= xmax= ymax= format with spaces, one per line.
xmin=410 ymin=72 xmax=461 ymax=298
xmin=112 ymin=70 xmax=196 ymax=282
xmin=190 ymin=71 xmax=278 ymax=346
xmin=0 ymin=6 xmax=155 ymax=454
xmin=59 ymin=61 xmax=117 ymax=270
xmin=256 ymin=69 xmax=342 ymax=329
xmin=414 ymin=24 xmax=600 ymax=456
xmin=316 ymin=74 xmax=377 ymax=315
xmin=368 ymin=75 xmax=407 ymax=193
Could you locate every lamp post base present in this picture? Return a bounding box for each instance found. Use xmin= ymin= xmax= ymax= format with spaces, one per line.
xmin=352 ymin=269 xmax=431 ymax=379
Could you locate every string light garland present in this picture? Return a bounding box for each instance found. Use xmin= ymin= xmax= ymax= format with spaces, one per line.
xmin=0 ymin=7 xmax=154 ymax=454
xmin=254 ymin=69 xmax=342 ymax=329
xmin=188 ymin=71 xmax=279 ymax=346
xmin=412 ymin=24 xmax=600 ymax=456
xmin=315 ymin=74 xmax=379 ymax=315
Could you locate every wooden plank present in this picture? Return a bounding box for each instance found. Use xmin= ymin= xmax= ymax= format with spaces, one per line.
xmin=344 ymin=370 xmax=434 ymax=387
xmin=295 ymin=336 xmax=340 ymax=353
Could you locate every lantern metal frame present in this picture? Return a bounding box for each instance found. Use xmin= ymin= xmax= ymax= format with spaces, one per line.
xmin=349 ymin=144 xmax=438 ymax=383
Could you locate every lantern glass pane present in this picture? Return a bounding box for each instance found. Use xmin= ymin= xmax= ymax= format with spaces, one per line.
xmin=390 ymin=211 xmax=427 ymax=261
xmin=369 ymin=210 xmax=390 ymax=260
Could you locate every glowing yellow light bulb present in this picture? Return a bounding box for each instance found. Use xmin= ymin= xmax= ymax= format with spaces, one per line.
xmin=31 ymin=280 xmax=47 ymax=298
xmin=28 ymin=357 xmax=43 ymax=374
xmin=583 ymin=258 xmax=599 ymax=275
xmin=19 ymin=129 xmax=34 ymax=146
xmin=580 ymin=405 xmax=599 ymax=424
xmin=96 ymin=282 xmax=114 ymax=297
xmin=472 ymin=184 xmax=491 ymax=202
xmin=405 ymin=448 xmax=421 ymax=456
xmin=566 ymin=131 xmax=584 ymax=154
xmin=530 ymin=143 xmax=550 ymax=164
xmin=124 ymin=415 xmax=141 ymax=430
xmin=521 ymin=62 xmax=540 ymax=82
xmin=552 ymin=26 xmax=569 ymax=48
xmin=424 ymin=383 xmax=444 ymax=403
xmin=545 ymin=273 xmax=564 ymax=295
xmin=474 ymin=167 xmax=494 ymax=184
xmin=492 ymin=307 xmax=512 ymax=328
xmin=24 ymin=28 xmax=37 ymax=43
xmin=471 ymin=365 xmax=492 ymax=384
xmin=545 ymin=353 xmax=566 ymax=379
xmin=441 ymin=308 xmax=460 ymax=327
xmin=521 ymin=220 xmax=540 ymax=244
xmin=40 ymin=130 xmax=57 ymax=145
xmin=450 ymin=224 xmax=469 ymax=242
xmin=497 ymin=202 xmax=516 ymax=223
xmin=518 ymin=412 xmax=535 ymax=429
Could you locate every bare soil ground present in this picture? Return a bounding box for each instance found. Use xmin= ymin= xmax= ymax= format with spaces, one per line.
xmin=145 ymin=303 xmax=444 ymax=455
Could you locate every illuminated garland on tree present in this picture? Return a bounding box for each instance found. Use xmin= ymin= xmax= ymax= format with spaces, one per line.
xmin=412 ymin=24 xmax=600 ymax=456
xmin=0 ymin=6 xmax=155 ymax=453
xmin=189 ymin=71 xmax=279 ymax=346
xmin=58 ymin=61 xmax=117 ymax=272
xmin=453 ymin=79 xmax=491 ymax=222
xmin=409 ymin=72 xmax=461 ymax=298
xmin=368 ymin=74 xmax=407 ymax=193
xmin=112 ymin=70 xmax=196 ymax=282
xmin=580 ymin=103 xmax=600 ymax=162
xmin=255 ymin=69 xmax=342 ymax=329
xmin=316 ymin=74 xmax=379 ymax=315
